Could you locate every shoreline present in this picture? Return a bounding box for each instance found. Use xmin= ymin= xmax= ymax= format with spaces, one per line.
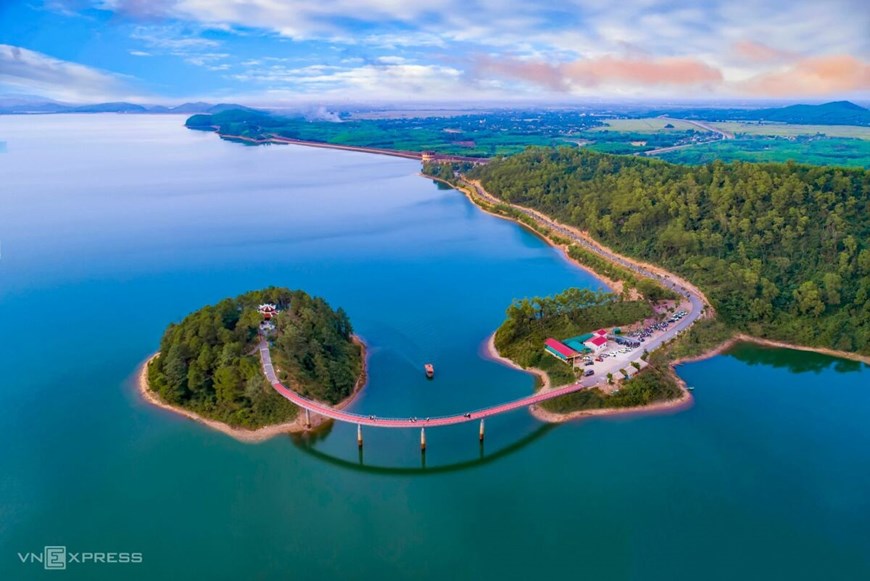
xmin=481 ymin=332 xmax=693 ymax=424
xmin=426 ymin=174 xmax=625 ymax=294
xmin=441 ymin=174 xmax=867 ymax=423
xmin=480 ymin=333 xmax=550 ymax=391
xmin=458 ymin=176 xmax=869 ymax=365
xmin=136 ymin=335 xmax=369 ymax=444
xmin=671 ymin=333 xmax=870 ymax=367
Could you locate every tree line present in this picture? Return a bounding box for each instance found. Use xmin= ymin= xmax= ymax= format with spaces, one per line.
xmin=469 ymin=148 xmax=870 ymax=354
xmin=147 ymin=287 xmax=362 ymax=429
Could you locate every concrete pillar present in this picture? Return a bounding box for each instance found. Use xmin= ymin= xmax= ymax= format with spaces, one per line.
xmin=357 ymin=424 xmax=363 ymax=448
xmin=305 ymin=408 xmax=311 ymax=429
xmin=420 ymin=427 xmax=426 ymax=452
xmin=479 ymin=418 xmax=485 ymax=442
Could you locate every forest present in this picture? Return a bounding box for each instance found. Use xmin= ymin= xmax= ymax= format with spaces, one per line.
xmin=146 ymin=287 xmax=363 ymax=429
xmin=494 ymin=288 xmax=652 ymax=386
xmin=468 ymin=148 xmax=870 ymax=355
xmin=492 ymin=287 xmax=684 ymax=408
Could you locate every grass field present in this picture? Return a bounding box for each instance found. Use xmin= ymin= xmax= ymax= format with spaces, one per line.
xmin=659 ymin=136 xmax=870 ymax=167
xmin=708 ymin=122 xmax=870 ymax=140
xmin=593 ymin=118 xmax=710 ymax=132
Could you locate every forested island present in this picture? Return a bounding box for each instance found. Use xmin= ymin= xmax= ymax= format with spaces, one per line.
xmin=144 ymin=287 xmax=364 ymax=432
xmin=465 ymin=148 xmax=870 ymax=356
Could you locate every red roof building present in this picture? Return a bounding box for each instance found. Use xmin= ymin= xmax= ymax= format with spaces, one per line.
xmin=594 ymin=329 xmax=608 ymax=336
xmin=544 ymin=338 xmax=581 ymax=362
xmin=584 ymin=335 xmax=608 ymax=352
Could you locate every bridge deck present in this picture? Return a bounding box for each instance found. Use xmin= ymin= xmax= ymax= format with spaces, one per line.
xmin=259 ymin=339 xmax=583 ymax=428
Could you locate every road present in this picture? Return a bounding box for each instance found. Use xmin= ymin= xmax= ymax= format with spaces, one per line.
xmin=258 ymin=177 xmax=709 ymax=428
xmin=259 ymin=338 xmax=593 ymax=428
xmin=643 ymin=117 xmax=734 ymax=156
xmin=462 ymin=178 xmax=706 ymax=354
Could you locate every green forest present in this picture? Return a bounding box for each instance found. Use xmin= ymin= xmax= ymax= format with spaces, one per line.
xmin=188 ymin=108 xmax=868 ymax=166
xmin=492 ymin=287 xmax=682 ymax=408
xmin=147 ymin=287 xmax=363 ymax=429
xmin=494 ymin=288 xmax=652 ymax=386
xmin=467 ymin=148 xmax=870 ymax=354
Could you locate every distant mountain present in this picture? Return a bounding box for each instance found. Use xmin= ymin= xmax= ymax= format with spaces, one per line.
xmin=205 ymin=103 xmax=257 ymax=114
xmin=0 ymin=96 xmax=259 ymax=115
xmin=0 ymin=94 xmax=71 ymax=113
xmin=748 ymin=101 xmax=869 ymax=125
xmin=169 ymin=102 xmax=213 ymax=113
xmin=70 ymin=102 xmax=149 ymax=113
xmin=652 ymin=101 xmax=870 ymax=126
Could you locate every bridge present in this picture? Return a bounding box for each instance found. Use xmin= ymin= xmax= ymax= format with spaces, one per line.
xmin=258 ymin=177 xmax=708 ymax=451
xmin=259 ymin=337 xmax=587 ymax=448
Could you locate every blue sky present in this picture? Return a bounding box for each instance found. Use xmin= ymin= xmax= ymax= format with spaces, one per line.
xmin=1 ymin=0 xmax=868 ymax=104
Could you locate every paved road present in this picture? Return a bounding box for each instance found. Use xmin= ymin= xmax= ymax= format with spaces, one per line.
xmin=462 ymin=178 xmax=706 ymax=349
xmin=260 ymin=338 xmax=591 ymax=428
xmin=258 ymin=178 xmax=708 ymax=428
xmin=644 ymin=117 xmax=734 ymax=156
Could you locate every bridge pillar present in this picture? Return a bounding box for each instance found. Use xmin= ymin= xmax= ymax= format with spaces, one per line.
xmin=357 ymin=424 xmax=363 ymax=448
xmin=420 ymin=427 xmax=426 ymax=453
xmin=305 ymin=408 xmax=311 ymax=429
xmin=479 ymin=419 xmax=485 ymax=442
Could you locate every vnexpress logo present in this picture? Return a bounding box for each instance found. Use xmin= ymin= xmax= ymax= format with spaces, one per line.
xmin=44 ymin=546 xmax=67 ymax=570
xmin=18 ymin=545 xmax=143 ymax=570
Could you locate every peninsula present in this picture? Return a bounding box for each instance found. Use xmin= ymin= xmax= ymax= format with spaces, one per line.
xmin=140 ymin=287 xmax=365 ymax=441
xmin=422 ymin=147 xmax=870 ymax=419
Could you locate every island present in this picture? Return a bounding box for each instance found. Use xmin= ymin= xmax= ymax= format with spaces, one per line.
xmin=140 ymin=287 xmax=365 ymax=442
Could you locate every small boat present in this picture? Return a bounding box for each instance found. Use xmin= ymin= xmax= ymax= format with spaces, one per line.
xmin=424 ymin=363 xmax=435 ymax=379
xmin=687 ymin=386 xmax=695 ymax=391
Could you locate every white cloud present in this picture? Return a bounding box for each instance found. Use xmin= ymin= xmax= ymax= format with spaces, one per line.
xmin=47 ymin=0 xmax=870 ymax=99
xmin=0 ymin=44 xmax=142 ymax=102
xmin=129 ymin=24 xmax=231 ymax=69
xmin=228 ymin=61 xmax=468 ymax=100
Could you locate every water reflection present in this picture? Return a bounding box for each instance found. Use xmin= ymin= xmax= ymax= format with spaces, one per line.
xmin=291 ymin=424 xmax=555 ymax=476
xmin=726 ymin=343 xmax=866 ymax=374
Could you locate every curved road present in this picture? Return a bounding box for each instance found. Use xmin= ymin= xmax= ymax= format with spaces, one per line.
xmin=262 ymin=338 xmax=598 ymax=428
xmin=259 ymin=177 xmax=708 ymax=429
xmin=462 ymin=177 xmax=707 ymax=337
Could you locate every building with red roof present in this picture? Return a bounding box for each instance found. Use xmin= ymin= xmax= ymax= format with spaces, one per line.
xmin=584 ymin=335 xmax=608 ymax=352
xmin=544 ymin=338 xmax=581 ymax=363
xmin=594 ymin=329 xmax=608 ymax=336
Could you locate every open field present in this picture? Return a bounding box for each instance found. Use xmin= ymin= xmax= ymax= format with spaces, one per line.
xmin=593 ymin=118 xmax=711 ymax=132
xmin=708 ymin=122 xmax=870 ymax=139
xmin=659 ymin=136 xmax=870 ymax=167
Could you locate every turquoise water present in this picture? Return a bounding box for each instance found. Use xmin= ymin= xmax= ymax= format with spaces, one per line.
xmin=0 ymin=116 xmax=868 ymax=580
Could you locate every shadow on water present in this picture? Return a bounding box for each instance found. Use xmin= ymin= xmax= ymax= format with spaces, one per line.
xmin=289 ymin=423 xmax=556 ymax=476
xmin=726 ymin=343 xmax=866 ymax=374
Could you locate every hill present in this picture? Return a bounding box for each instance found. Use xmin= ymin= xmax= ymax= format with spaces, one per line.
xmin=749 ymin=101 xmax=869 ymax=125
xmin=653 ymin=101 xmax=870 ymax=126
xmin=465 ymin=148 xmax=870 ymax=354
xmin=0 ymin=97 xmax=257 ymax=115
xmin=146 ymin=287 xmax=364 ymax=429
xmin=70 ymin=102 xmax=148 ymax=113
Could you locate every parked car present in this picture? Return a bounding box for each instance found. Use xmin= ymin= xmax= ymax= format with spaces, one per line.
xmin=583 ymin=369 xmax=594 ymax=377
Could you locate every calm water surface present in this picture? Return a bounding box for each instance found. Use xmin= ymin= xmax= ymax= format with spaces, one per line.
xmin=0 ymin=116 xmax=868 ymax=580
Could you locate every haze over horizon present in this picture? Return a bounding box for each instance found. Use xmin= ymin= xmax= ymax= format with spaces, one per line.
xmin=1 ymin=0 xmax=868 ymax=105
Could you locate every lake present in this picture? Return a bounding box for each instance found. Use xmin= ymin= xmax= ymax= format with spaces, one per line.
xmin=0 ymin=115 xmax=868 ymax=580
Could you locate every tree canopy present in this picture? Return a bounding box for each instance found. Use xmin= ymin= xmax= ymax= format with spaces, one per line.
xmin=147 ymin=287 xmax=363 ymax=429
xmin=469 ymin=148 xmax=870 ymax=354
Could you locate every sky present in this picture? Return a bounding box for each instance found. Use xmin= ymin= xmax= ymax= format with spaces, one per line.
xmin=0 ymin=0 xmax=868 ymax=105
